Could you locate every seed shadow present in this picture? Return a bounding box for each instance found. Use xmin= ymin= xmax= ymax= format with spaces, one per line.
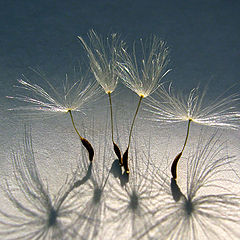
xmin=107 ymin=171 xmax=154 ymax=239
xmin=110 ymin=159 xmax=122 ymax=178
xmin=110 ymin=159 xmax=129 ymax=186
xmin=170 ymin=178 xmax=194 ymax=216
xmin=0 ymin=126 xmax=80 ymax=239
xmin=73 ymin=162 xmax=93 ymax=188
xmin=170 ymin=178 xmax=184 ymax=202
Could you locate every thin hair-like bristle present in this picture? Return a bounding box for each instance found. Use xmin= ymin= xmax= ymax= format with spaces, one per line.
xmin=117 ymin=35 xmax=170 ymax=98
xmin=7 ymin=69 xmax=102 ymax=117
xmin=145 ymin=84 xmax=240 ymax=129
xmin=78 ymin=30 xmax=124 ymax=94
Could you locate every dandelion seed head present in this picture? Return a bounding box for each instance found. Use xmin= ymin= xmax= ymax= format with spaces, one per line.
xmin=7 ymin=70 xmax=102 ymax=118
xmin=145 ymin=85 xmax=240 ymax=129
xmin=118 ymin=35 xmax=170 ymax=98
xmin=79 ymin=30 xmax=124 ymax=94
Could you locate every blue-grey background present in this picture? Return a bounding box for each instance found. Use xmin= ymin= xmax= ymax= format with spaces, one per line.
xmin=1 ymin=0 xmax=240 ymax=100
xmin=1 ymin=2 xmax=240 ymax=239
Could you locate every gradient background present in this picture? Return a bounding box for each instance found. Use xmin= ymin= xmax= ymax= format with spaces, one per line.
xmin=1 ymin=0 xmax=240 ymax=96
xmin=0 ymin=1 xmax=240 ymax=239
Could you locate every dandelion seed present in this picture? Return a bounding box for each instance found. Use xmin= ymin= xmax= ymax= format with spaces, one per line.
xmin=139 ymin=132 xmax=240 ymax=240
xmin=78 ymin=30 xmax=123 ymax=95
xmin=145 ymin=85 xmax=240 ymax=179
xmin=0 ymin=127 xmax=78 ymax=239
xmin=68 ymin=109 xmax=94 ymax=161
xmin=79 ymin=30 xmax=125 ymax=165
xmin=7 ymin=69 xmax=102 ymax=162
xmin=117 ymin=35 xmax=170 ymax=174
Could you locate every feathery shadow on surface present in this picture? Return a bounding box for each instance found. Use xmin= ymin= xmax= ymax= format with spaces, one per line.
xmin=136 ymin=131 xmax=240 ymax=240
xmin=0 ymin=127 xmax=81 ymax=240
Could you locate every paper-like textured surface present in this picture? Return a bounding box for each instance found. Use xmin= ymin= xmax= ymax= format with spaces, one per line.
xmin=1 ymin=1 xmax=240 ymax=239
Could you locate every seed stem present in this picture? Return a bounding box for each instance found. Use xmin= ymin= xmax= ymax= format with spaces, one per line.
xmin=127 ymin=95 xmax=143 ymax=149
xmin=108 ymin=92 xmax=114 ymax=143
xmin=108 ymin=92 xmax=122 ymax=164
xmin=171 ymin=119 xmax=192 ymax=179
xmin=68 ymin=110 xmax=94 ymax=161
xmin=68 ymin=110 xmax=83 ymax=140
xmin=123 ymin=95 xmax=143 ymax=174
xmin=182 ymin=119 xmax=192 ymax=152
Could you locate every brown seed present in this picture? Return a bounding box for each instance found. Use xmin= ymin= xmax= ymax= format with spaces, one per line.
xmin=171 ymin=152 xmax=182 ymax=179
xmin=123 ymin=148 xmax=130 ymax=174
xmin=113 ymin=142 xmax=122 ymax=166
xmin=81 ymin=138 xmax=94 ymax=162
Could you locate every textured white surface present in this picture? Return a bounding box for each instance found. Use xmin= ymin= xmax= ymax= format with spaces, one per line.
xmin=0 ymin=92 xmax=240 ymax=239
xmin=1 ymin=1 xmax=240 ymax=239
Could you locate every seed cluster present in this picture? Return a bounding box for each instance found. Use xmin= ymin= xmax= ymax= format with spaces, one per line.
xmin=1 ymin=30 xmax=240 ymax=240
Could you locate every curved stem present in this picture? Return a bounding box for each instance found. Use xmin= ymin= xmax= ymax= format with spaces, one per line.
xmin=68 ymin=110 xmax=94 ymax=161
xmin=108 ymin=92 xmax=122 ymax=164
xmin=108 ymin=92 xmax=114 ymax=142
xmin=68 ymin=110 xmax=83 ymax=140
xmin=123 ymin=95 xmax=143 ymax=174
xmin=127 ymin=95 xmax=143 ymax=149
xmin=181 ymin=119 xmax=192 ymax=153
xmin=171 ymin=119 xmax=192 ymax=179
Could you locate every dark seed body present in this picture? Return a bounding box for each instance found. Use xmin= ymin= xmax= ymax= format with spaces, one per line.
xmin=123 ymin=148 xmax=130 ymax=174
xmin=113 ymin=142 xmax=122 ymax=165
xmin=171 ymin=152 xmax=182 ymax=179
xmin=81 ymin=138 xmax=94 ymax=162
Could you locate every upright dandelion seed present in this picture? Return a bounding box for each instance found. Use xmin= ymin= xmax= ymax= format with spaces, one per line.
xmin=142 ymin=132 xmax=240 ymax=240
xmin=7 ymin=69 xmax=102 ymax=162
xmin=145 ymin=85 xmax=240 ymax=179
xmin=78 ymin=30 xmax=125 ymax=165
xmin=117 ymin=35 xmax=170 ymax=174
